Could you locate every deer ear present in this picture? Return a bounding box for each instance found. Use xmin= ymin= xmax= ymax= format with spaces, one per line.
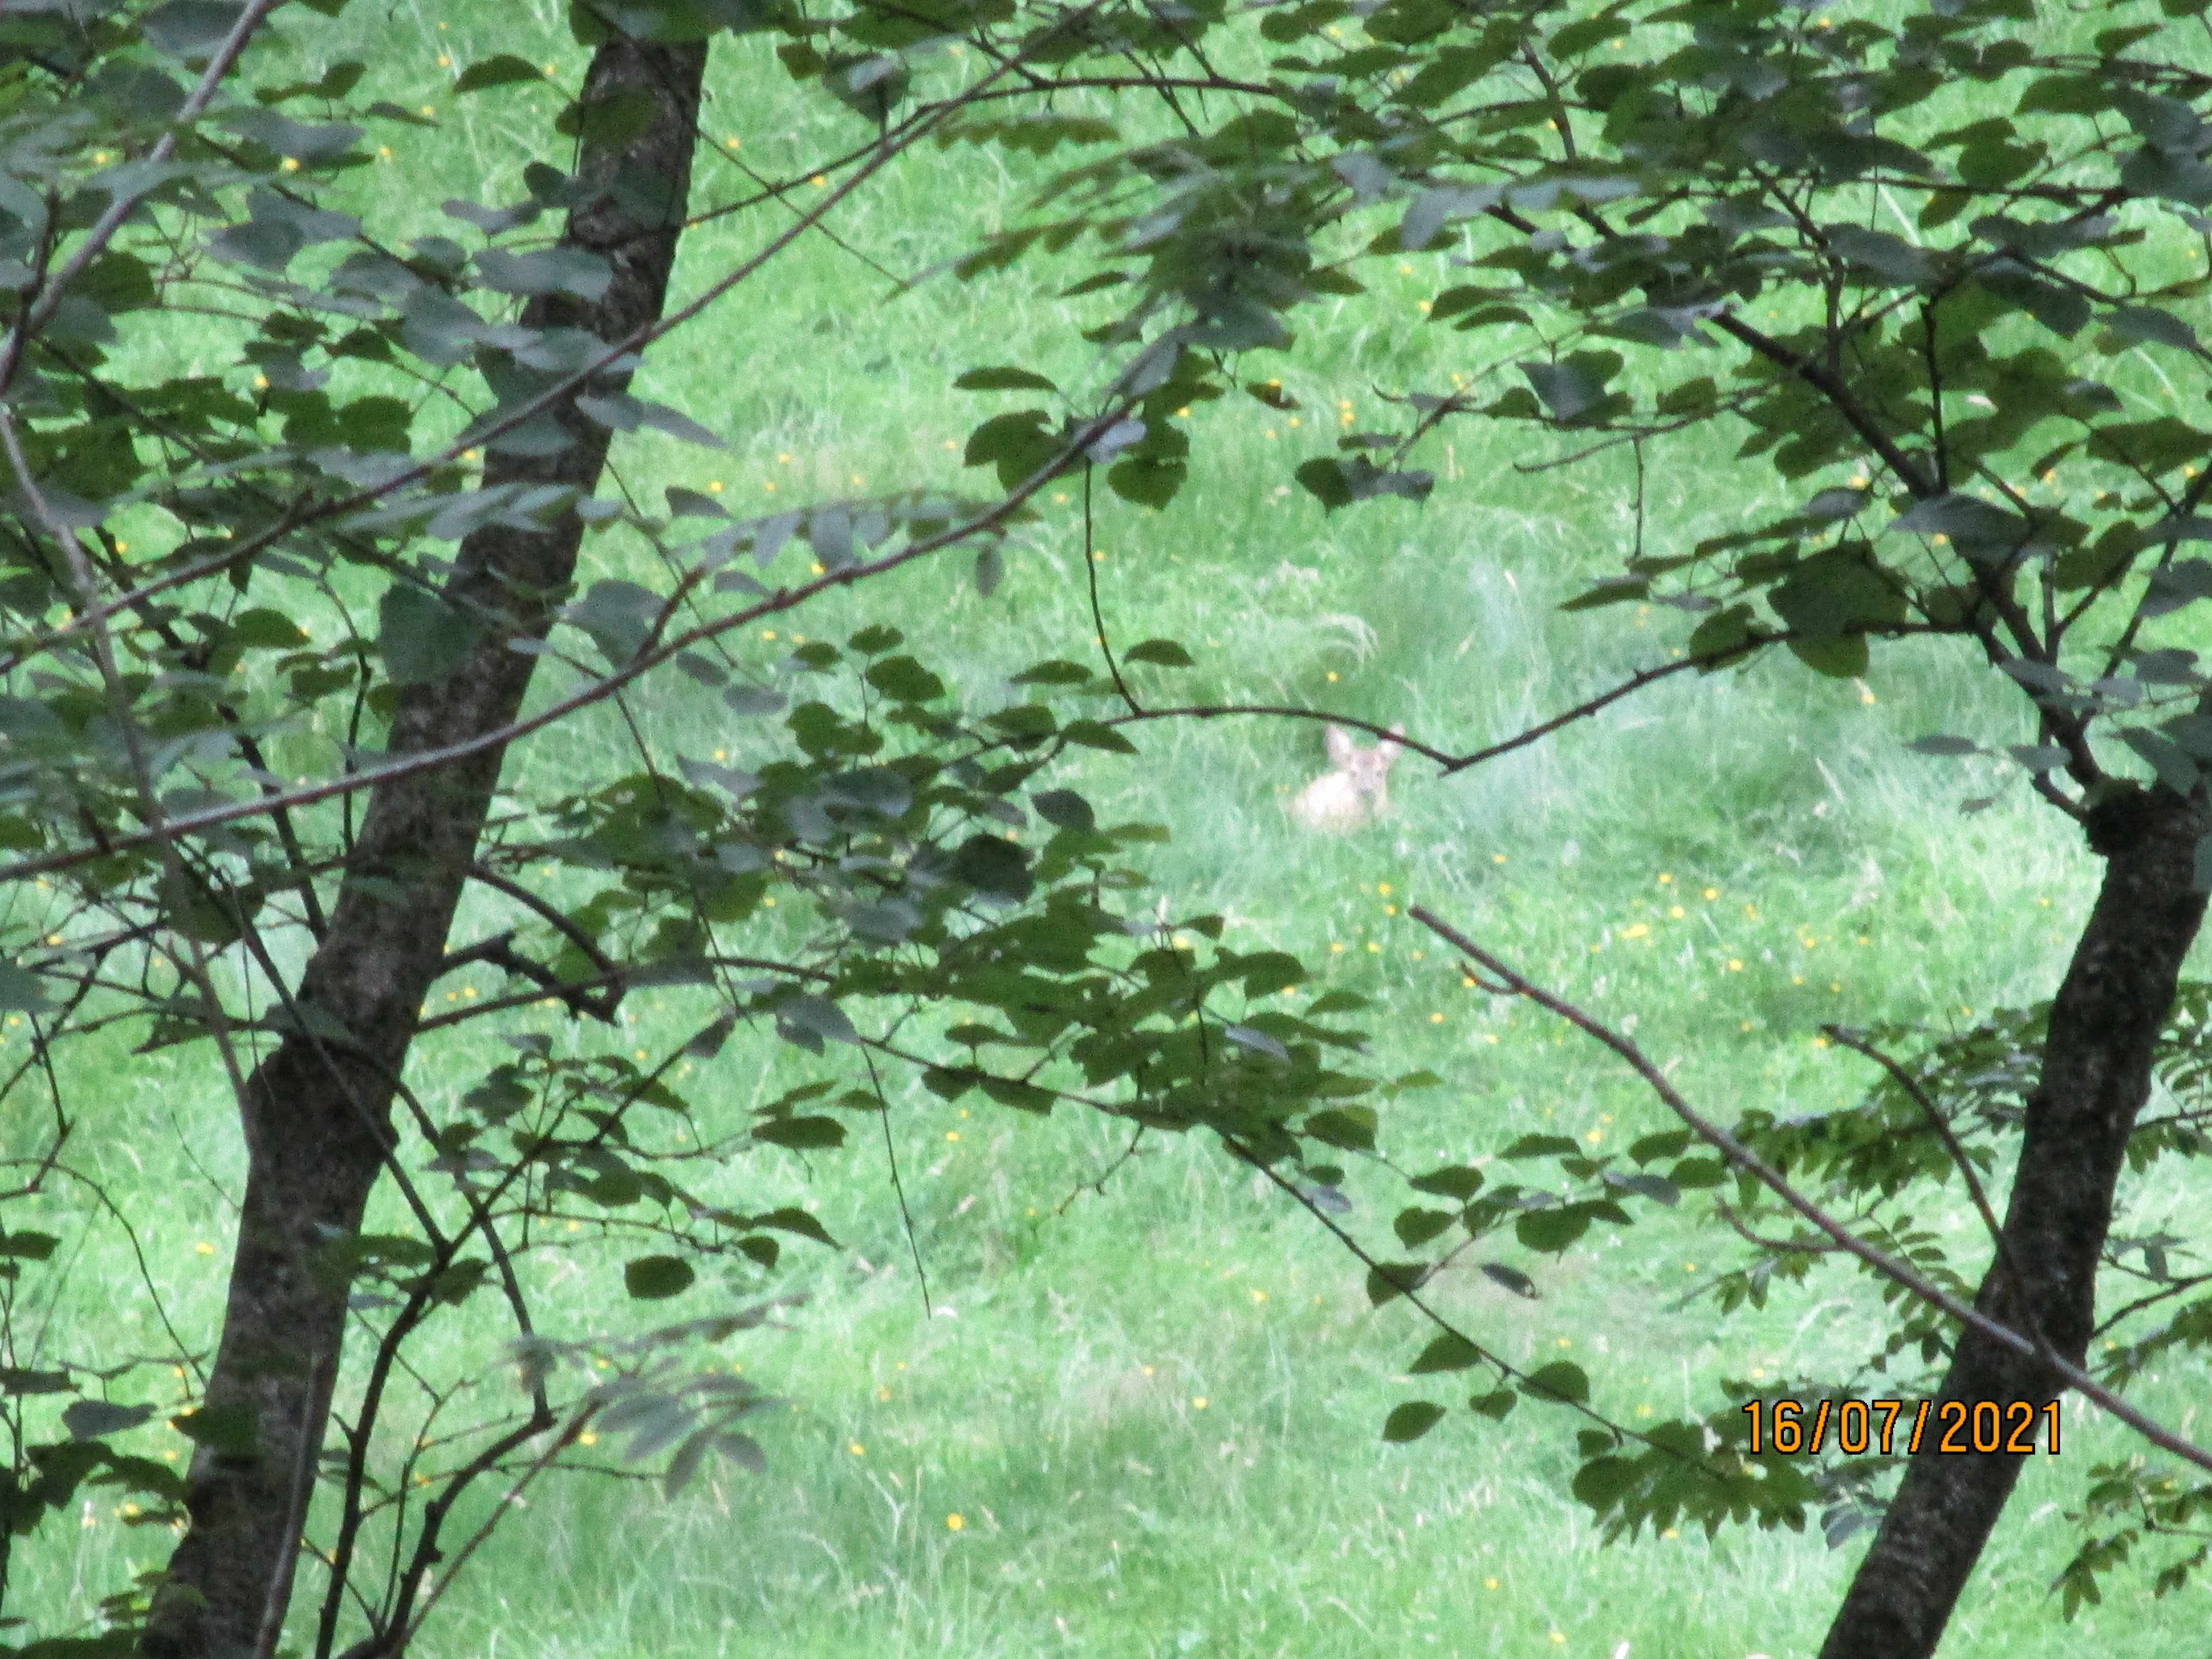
xmin=1324 ymin=724 xmax=1354 ymax=764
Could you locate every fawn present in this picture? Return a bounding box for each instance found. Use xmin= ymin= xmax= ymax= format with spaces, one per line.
xmin=1288 ymin=722 xmax=1404 ymax=832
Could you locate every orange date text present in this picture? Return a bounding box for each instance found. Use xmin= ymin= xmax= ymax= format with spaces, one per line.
xmin=1740 ymin=1397 xmax=2060 ymax=1457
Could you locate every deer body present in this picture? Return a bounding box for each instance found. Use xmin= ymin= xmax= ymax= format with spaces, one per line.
xmin=1289 ymin=723 xmax=1404 ymax=832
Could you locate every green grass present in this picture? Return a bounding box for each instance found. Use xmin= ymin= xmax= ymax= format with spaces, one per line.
xmin=7 ymin=3 xmax=2212 ymax=1656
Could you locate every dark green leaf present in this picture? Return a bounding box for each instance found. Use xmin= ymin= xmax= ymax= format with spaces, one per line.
xmin=456 ymin=55 xmax=547 ymax=93
xmin=863 ymin=655 xmax=946 ymax=702
xmin=1480 ymin=1262 xmax=1537 ymax=1299
xmin=1031 ymin=789 xmax=1095 ymax=831
xmin=955 ymin=365 xmax=1059 ymax=392
xmin=555 ymin=86 xmax=656 ymax=145
xmin=1123 ymin=638 xmax=1195 ymax=667
xmin=64 ymin=1407 xmax=156 ymax=1442
xmin=623 ymin=1256 xmax=695 ymax=1300
xmin=1060 ymin=720 xmax=1138 ymax=754
xmin=1571 ymin=1454 xmax=1640 ymax=1512
xmin=1393 ymin=1206 xmax=1455 ymax=1246
xmin=1382 ymin=1401 xmax=1447 ymax=1442
xmin=1515 ymin=1206 xmax=1590 ymax=1253
xmin=1521 ymin=1361 xmax=1589 ymax=1404
xmin=1410 ymin=1164 xmax=1484 ymax=1200
xmin=950 ymin=835 xmax=1033 ymax=902
xmin=1408 ymin=1333 xmax=1483 ymax=1374
xmin=380 ymin=584 xmax=481 ymax=688
xmin=751 ymin=1116 xmax=847 ymax=1150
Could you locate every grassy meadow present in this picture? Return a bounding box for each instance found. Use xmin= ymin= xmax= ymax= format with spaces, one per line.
xmin=9 ymin=2 xmax=2211 ymax=1656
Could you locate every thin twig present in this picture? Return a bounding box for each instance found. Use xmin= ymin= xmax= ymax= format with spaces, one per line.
xmin=1409 ymin=904 xmax=2212 ymax=1476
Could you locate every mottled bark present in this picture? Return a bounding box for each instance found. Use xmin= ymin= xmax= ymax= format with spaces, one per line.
xmin=142 ymin=38 xmax=708 ymax=1659
xmin=1817 ymin=783 xmax=2209 ymax=1659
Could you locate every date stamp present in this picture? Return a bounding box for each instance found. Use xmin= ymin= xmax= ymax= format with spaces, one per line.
xmin=1741 ymin=1397 xmax=2061 ymax=1457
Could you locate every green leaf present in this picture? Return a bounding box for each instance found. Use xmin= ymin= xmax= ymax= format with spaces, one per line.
xmin=938 ymin=112 xmax=1120 ymax=154
xmin=565 ymin=579 xmax=660 ymax=668
xmin=955 ymin=365 xmax=1059 ymax=392
xmin=1521 ymin=1361 xmax=1589 ymax=1405
xmin=1060 ymin=720 xmax=1138 ymax=754
xmin=1515 ymin=1206 xmax=1590 ymax=1253
xmin=2104 ymin=304 xmax=2202 ymax=353
xmin=380 ymin=583 xmax=481 ymax=687
xmin=0 ymin=961 xmax=53 ymax=1012
xmin=1628 ymin=1130 xmax=1692 ymax=1164
xmin=209 ymin=216 xmax=304 ymax=273
xmin=1295 ymin=456 xmax=1354 ymax=510
xmin=1394 ymin=1206 xmax=1455 ymax=1246
xmin=229 ymin=608 xmax=310 ymax=650
xmin=1011 ymin=659 xmax=1091 ymax=686
xmin=1480 ymin=1262 xmax=1537 ymax=1299
xmin=668 ymin=486 xmax=729 ymax=520
xmin=64 ymin=1398 xmax=155 ymax=1440
xmin=623 ymin=1255 xmax=695 ymax=1300
xmin=555 ymin=86 xmax=656 ymax=145
xmin=1123 ymin=638 xmax=1195 ymax=667
xmin=978 ymin=1076 xmax=1056 ymax=1114
xmin=1225 ymin=1023 xmax=1291 ymax=1063
xmin=1908 ymin=735 xmax=1985 ymax=757
xmin=1408 ymin=1333 xmax=1483 ymax=1374
xmin=751 ymin=1116 xmax=847 ymax=1150
xmin=1787 ymin=634 xmax=1871 ymax=679
xmin=1031 ymin=789 xmax=1095 ymax=832
xmin=2121 ymin=728 xmax=2202 ymax=795
xmin=1561 ymin=576 xmax=1647 ymax=612
xmin=79 ymin=251 xmax=157 ymax=314
xmin=479 ymin=247 xmax=614 ymax=301
xmin=144 ymin=1 xmax=261 ymax=58
xmin=963 ymin=409 xmax=1057 ymax=490
xmin=950 ymin=835 xmax=1033 ymax=902
xmin=1410 ymin=1164 xmax=1484 ymax=1200
xmin=1571 ymin=1454 xmax=1641 ymax=1512
xmin=863 ymin=655 xmax=946 ymax=702
xmin=1107 ymin=453 xmax=1188 ymax=509
xmin=172 ymin=1403 xmax=259 ymax=1457
xmin=1365 ymin=1261 xmax=1429 ymax=1306
xmin=255 ymin=58 xmax=364 ymax=101
xmin=1603 ymin=1170 xmax=1679 ymax=1206
xmin=1671 ymin=1157 xmax=1725 ymax=1190
xmin=1826 ymin=225 xmax=1936 ymax=286
xmin=1306 ymin=1107 xmax=1377 ymax=1151
xmin=756 ymin=1206 xmax=837 ymax=1247
xmin=1521 ymin=351 xmax=1625 ymax=424
xmin=456 ymin=55 xmax=546 ymax=93
xmin=1382 ymin=1401 xmax=1447 ymax=1442
xmin=1769 ymin=547 xmax=1908 ymax=640
xmin=1237 ymin=952 xmax=1307 ymax=997
xmin=774 ymin=995 xmax=859 ymax=1049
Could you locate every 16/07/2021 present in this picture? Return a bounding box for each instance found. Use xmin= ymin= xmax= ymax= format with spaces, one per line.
xmin=1739 ymin=1397 xmax=2061 ymax=1457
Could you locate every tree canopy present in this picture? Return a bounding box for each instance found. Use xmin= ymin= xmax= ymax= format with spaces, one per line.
xmin=0 ymin=1 xmax=2210 ymax=1656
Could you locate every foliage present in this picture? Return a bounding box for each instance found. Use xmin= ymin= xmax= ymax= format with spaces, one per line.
xmin=0 ymin=2 xmax=1404 ymax=1650
xmin=2 ymin=0 xmax=2212 ymax=1653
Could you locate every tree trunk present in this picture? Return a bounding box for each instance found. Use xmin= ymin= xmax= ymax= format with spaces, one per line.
xmin=142 ymin=37 xmax=708 ymax=1659
xmin=1817 ymin=782 xmax=2209 ymax=1659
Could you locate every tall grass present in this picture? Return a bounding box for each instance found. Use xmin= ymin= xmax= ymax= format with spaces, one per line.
xmin=9 ymin=3 xmax=2209 ymax=1656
